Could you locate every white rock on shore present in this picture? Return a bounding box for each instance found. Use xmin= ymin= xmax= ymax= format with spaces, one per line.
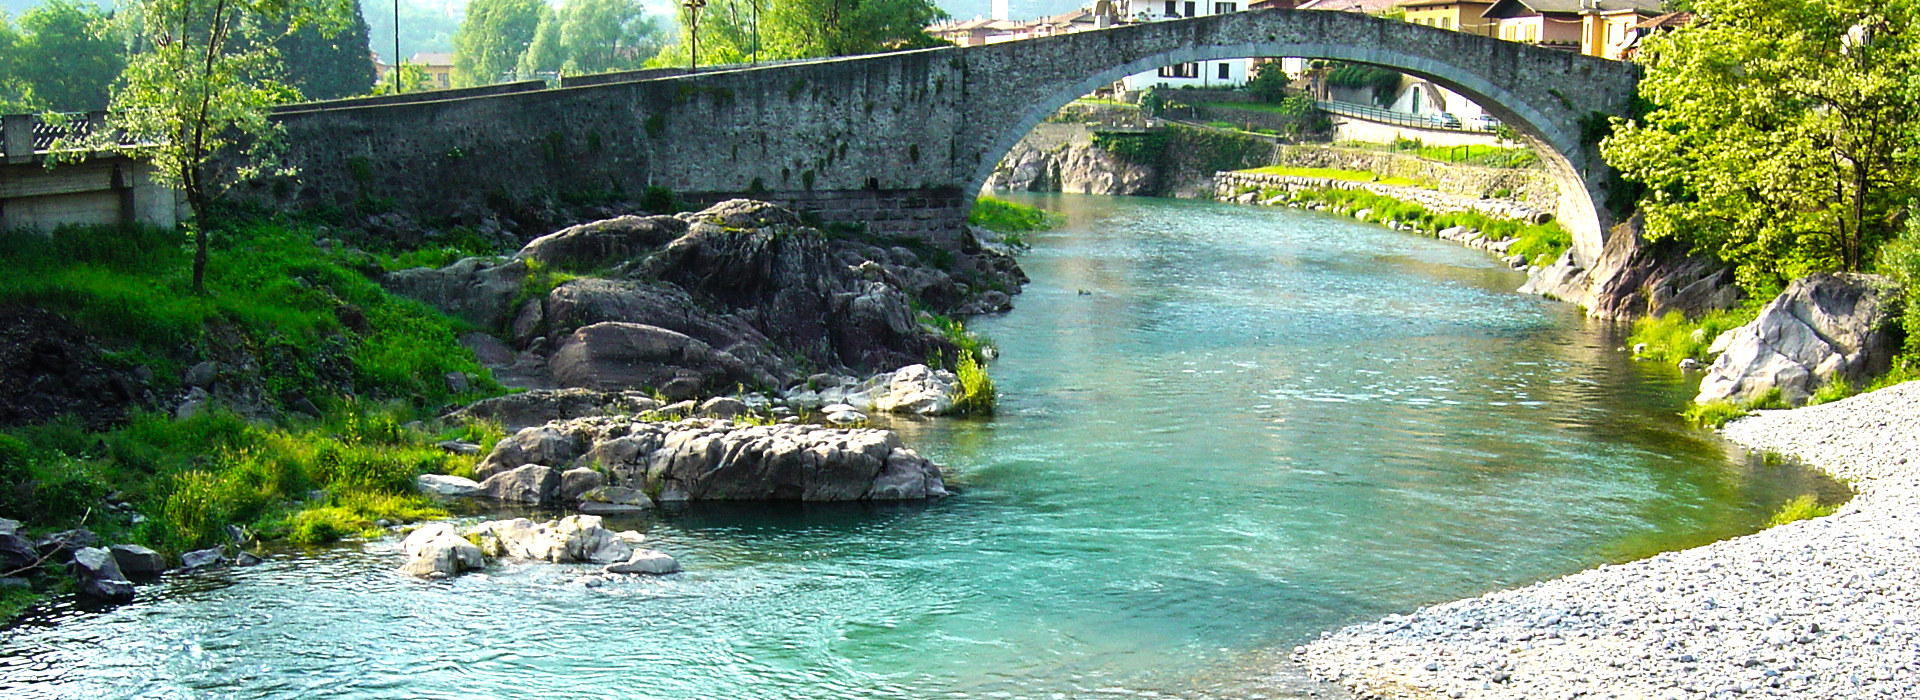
xmin=1298 ymin=380 xmax=1920 ymax=700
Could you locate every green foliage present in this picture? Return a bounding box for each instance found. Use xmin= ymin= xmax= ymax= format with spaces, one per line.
xmin=3 ymin=0 xmax=125 ymax=111
xmin=517 ymin=0 xmax=664 ymax=77
xmin=1602 ymin=0 xmax=1920 ymax=294
xmin=652 ymin=0 xmax=946 ymax=67
xmin=1245 ymin=61 xmax=1292 ymax=104
xmin=1324 ymin=62 xmax=1401 ymax=106
xmin=1283 ymin=187 xmax=1572 ymax=266
xmin=270 ymin=0 xmax=378 ymax=100
xmin=452 ymin=0 xmax=543 ymax=86
xmin=968 ymin=197 xmax=1062 ymax=238
xmin=1807 ymin=379 xmax=1860 ymax=406
xmin=1767 ymin=494 xmax=1837 ymax=526
xmin=1092 ymin=129 xmax=1170 ymax=166
xmin=952 ymin=352 xmax=995 ymax=416
xmin=1682 ymin=399 xmax=1749 ymax=429
xmin=1683 ymin=388 xmax=1787 ymax=428
xmin=1237 ymin=165 xmax=1424 ymax=187
xmin=1881 ymin=209 xmax=1920 ymax=362
xmin=1627 ymin=305 xmax=1759 ymax=364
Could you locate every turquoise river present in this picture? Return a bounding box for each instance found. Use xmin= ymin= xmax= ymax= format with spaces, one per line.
xmin=0 ymin=193 xmax=1839 ymax=699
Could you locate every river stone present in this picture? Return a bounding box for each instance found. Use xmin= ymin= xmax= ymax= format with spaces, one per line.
xmin=435 ymin=440 xmax=482 ymax=456
xmin=416 ymin=473 xmax=484 ymax=497
xmin=604 ymin=549 xmax=680 ymax=575
xmin=0 ymin=518 xmax=34 ymax=571
xmin=108 ymin=544 xmax=167 ymax=577
xmin=870 ymin=364 xmax=960 ymax=416
xmin=826 ymin=410 xmax=867 ymax=425
xmin=475 ymin=425 xmax=584 ymax=480
xmin=182 ymin=361 xmax=217 ymax=388
xmin=180 ymin=548 xmax=226 ymax=570
xmin=69 ymin=547 xmax=135 ymax=602
xmin=1697 ymin=273 xmax=1900 ymax=406
xmin=398 ymin=523 xmax=486 ymax=578
xmin=699 ymin=396 xmax=748 ymax=418
xmin=449 ymin=388 xmax=662 ymax=432
xmin=465 ymin=515 xmax=630 ymax=564
xmin=577 ymin=486 xmax=655 ymax=515
xmin=557 ymin=467 xmax=607 ymax=503
xmin=479 ymin=464 xmax=560 ymax=505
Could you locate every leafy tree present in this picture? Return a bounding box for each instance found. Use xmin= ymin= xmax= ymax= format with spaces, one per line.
xmin=517 ymin=0 xmax=663 ymax=77
xmin=653 ymin=0 xmax=944 ymax=66
xmin=374 ymin=61 xmax=432 ymax=93
xmin=274 ymin=0 xmax=378 ymax=100
xmin=0 ymin=13 xmax=37 ymax=112
xmin=9 ymin=0 xmax=126 ymax=112
xmin=451 ymin=0 xmax=541 ymax=87
xmin=1602 ymin=0 xmax=1920 ymax=293
xmin=1245 ymin=61 xmax=1290 ymax=104
xmin=72 ymin=0 xmax=352 ymax=291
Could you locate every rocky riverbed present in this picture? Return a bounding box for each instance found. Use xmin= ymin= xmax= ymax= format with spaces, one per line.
xmin=1297 ymin=380 xmax=1920 ymax=699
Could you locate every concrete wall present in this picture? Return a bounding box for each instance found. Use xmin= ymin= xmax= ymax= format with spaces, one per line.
xmin=0 ymin=158 xmax=180 ymax=232
xmin=266 ymin=9 xmax=1639 ymax=262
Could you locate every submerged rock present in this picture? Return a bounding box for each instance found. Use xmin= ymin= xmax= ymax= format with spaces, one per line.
xmin=1697 ymin=273 xmax=1900 ymax=406
xmin=604 ymin=549 xmax=680 ymax=575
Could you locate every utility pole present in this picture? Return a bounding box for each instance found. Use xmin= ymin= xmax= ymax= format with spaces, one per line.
xmin=393 ymin=0 xmax=403 ymax=92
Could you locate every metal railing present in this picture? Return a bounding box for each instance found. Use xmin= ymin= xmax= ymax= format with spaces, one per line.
xmin=1315 ymin=100 xmax=1496 ymax=133
xmin=2 ymin=111 xmax=116 ymax=162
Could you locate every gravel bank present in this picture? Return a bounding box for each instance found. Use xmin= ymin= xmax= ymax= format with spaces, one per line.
xmin=1297 ymin=380 xmax=1920 ymax=700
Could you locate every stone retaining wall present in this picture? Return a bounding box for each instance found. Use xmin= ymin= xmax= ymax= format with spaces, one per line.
xmin=1270 ymin=144 xmax=1558 ymax=211
xmin=1212 ymin=170 xmax=1548 ymax=223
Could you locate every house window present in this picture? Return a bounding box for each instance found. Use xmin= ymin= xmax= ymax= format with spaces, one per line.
xmin=1442 ymin=17 xmax=1452 ymax=29
xmin=1218 ymin=62 xmax=1231 ymax=79
xmin=1524 ymin=24 xmax=1537 ymax=42
xmin=1214 ymin=2 xmax=1237 ymax=12
xmin=1158 ymin=62 xmax=1199 ymax=78
xmin=1185 ymin=1 xmax=1196 ymax=17
xmin=1166 ymin=0 xmax=1177 ymax=16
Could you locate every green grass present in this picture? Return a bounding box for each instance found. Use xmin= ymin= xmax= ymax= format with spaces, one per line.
xmin=1683 ymin=388 xmax=1788 ymax=428
xmin=968 ymin=197 xmax=1062 ymax=249
xmin=1265 ymin=186 xmax=1572 ymax=266
xmin=920 ymin=315 xmax=996 ymax=416
xmin=1807 ymin=379 xmax=1860 ymax=406
xmin=1334 ymin=139 xmax=1541 ymax=169
xmin=1236 ymin=165 xmax=1426 ymax=188
xmin=1767 ymin=494 xmax=1837 ymax=527
xmin=1627 ymin=306 xmax=1761 ymax=364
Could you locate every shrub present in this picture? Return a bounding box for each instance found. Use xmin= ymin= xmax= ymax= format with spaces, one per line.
xmin=1767 ymin=494 xmax=1837 ymax=527
xmin=968 ymin=197 xmax=1062 ymax=239
xmin=952 ymin=353 xmax=995 ymax=416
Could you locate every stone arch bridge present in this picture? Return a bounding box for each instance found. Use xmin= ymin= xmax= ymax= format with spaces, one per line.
xmin=271 ymin=9 xmax=1639 ymax=264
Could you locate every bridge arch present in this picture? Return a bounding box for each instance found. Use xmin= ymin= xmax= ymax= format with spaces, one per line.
xmin=951 ymin=10 xmax=1641 ymax=265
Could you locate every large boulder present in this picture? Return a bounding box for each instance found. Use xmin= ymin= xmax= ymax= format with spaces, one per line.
xmin=604 ymin=549 xmax=680 ymax=575
xmin=548 ymin=322 xmax=771 ymax=397
xmin=69 ymin=547 xmax=135 ymax=602
xmin=108 ymin=544 xmax=168 ymax=577
xmin=475 ymin=425 xmax=586 ymax=480
xmin=515 ymin=215 xmax=687 ymax=271
xmin=557 ymin=467 xmax=607 ymax=503
xmin=869 ymin=364 xmax=961 ymax=415
xmin=537 ymin=279 xmax=789 ymax=379
xmin=416 ymin=474 xmax=484 ymax=498
xmin=398 ymin=522 xmax=486 ymax=578
xmin=380 ymin=256 xmax=531 ymax=329
xmin=0 ymin=518 xmax=35 ymax=572
xmin=577 ymin=486 xmax=655 ymax=515
xmin=478 ymin=464 xmax=561 ymax=505
xmin=479 ymin=415 xmax=949 ymax=502
xmin=1697 ymin=273 xmax=1902 ymax=406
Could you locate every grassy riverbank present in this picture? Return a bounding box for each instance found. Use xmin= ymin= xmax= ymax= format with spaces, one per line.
xmin=0 ymin=217 xmax=509 ymax=618
xmin=1239 ymin=183 xmax=1570 ymax=267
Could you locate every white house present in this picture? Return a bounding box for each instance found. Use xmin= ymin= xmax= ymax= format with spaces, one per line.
xmin=1116 ymin=1 xmax=1252 ymax=90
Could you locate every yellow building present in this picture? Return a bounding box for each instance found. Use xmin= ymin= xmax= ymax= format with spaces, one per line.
xmin=1397 ymin=0 xmax=1496 ymax=36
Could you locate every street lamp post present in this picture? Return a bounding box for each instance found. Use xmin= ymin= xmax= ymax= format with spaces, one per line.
xmin=684 ymin=0 xmax=708 ymax=74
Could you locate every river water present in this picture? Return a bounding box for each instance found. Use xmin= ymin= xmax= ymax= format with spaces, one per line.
xmin=0 ymin=194 xmax=1838 ymax=699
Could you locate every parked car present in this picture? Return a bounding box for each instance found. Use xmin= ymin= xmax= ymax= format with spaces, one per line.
xmin=1471 ymin=114 xmax=1503 ymax=131
xmin=1426 ymin=112 xmax=1463 ymax=129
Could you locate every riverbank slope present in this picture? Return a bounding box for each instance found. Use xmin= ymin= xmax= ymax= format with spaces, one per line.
xmin=1299 ymin=380 xmax=1920 ymax=699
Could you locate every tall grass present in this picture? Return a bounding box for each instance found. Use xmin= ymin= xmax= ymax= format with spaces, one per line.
xmin=1768 ymin=494 xmax=1837 ymax=526
xmin=1627 ymin=305 xmax=1761 ymax=364
xmin=969 ymin=197 xmax=1063 ymax=245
